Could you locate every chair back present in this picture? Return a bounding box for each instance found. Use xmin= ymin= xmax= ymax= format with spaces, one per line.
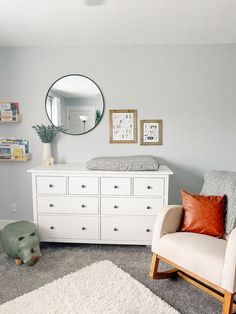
xmin=201 ymin=171 xmax=236 ymax=234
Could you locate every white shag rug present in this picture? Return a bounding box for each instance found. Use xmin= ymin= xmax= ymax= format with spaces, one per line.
xmin=0 ymin=260 xmax=180 ymax=314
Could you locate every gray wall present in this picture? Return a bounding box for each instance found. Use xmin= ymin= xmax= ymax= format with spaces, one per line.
xmin=0 ymin=45 xmax=236 ymax=220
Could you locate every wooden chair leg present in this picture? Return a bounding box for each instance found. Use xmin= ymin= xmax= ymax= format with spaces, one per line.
xmin=149 ymin=253 xmax=159 ymax=278
xmin=15 ymin=259 xmax=22 ymax=266
xmin=222 ymin=291 xmax=234 ymax=314
xmin=149 ymin=253 xmax=178 ymax=279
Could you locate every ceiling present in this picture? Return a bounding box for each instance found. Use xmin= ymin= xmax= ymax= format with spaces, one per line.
xmin=51 ymin=75 xmax=101 ymax=98
xmin=0 ymin=0 xmax=235 ymax=46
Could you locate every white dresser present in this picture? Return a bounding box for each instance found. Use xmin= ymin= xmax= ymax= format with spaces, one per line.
xmin=28 ymin=164 xmax=173 ymax=245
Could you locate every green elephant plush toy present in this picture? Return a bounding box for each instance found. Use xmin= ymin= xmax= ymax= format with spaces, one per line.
xmin=1 ymin=220 xmax=41 ymax=266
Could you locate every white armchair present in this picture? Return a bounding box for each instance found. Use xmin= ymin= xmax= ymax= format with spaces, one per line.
xmin=150 ymin=171 xmax=236 ymax=314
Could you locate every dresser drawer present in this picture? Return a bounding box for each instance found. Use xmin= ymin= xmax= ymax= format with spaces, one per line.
xmin=101 ymin=178 xmax=131 ymax=195
xmin=69 ymin=177 xmax=99 ymax=195
xmin=38 ymin=215 xmax=99 ymax=240
xmin=101 ymin=197 xmax=163 ymax=215
xmin=134 ymin=178 xmax=164 ymax=196
xmin=37 ymin=196 xmax=98 ymax=214
xmin=37 ymin=177 xmax=66 ymax=195
xmin=101 ymin=216 xmax=155 ymax=242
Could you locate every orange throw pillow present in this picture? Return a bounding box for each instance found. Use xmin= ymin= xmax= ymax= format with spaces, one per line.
xmin=181 ymin=190 xmax=225 ymax=238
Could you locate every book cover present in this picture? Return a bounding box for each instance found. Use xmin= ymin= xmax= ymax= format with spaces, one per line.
xmin=0 ymin=102 xmax=20 ymax=118
xmin=0 ymin=103 xmax=11 ymax=111
xmin=11 ymin=102 xmax=20 ymax=115
xmin=0 ymin=138 xmax=29 ymax=158
xmin=1 ymin=110 xmax=13 ymax=117
xmin=0 ymin=145 xmax=11 ymax=158
xmin=11 ymin=145 xmax=25 ymax=160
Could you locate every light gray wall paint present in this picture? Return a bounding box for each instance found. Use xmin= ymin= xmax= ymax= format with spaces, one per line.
xmin=66 ymin=96 xmax=103 ymax=111
xmin=66 ymin=96 xmax=103 ymax=133
xmin=0 ymin=46 xmax=236 ymax=220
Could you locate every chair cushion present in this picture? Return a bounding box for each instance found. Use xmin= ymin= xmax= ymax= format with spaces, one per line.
xmin=156 ymin=232 xmax=227 ymax=287
xmin=181 ymin=190 xmax=225 ymax=238
xmin=201 ymin=171 xmax=236 ymax=234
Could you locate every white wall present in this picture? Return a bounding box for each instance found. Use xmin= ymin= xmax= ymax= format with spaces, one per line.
xmin=0 ymin=45 xmax=236 ymax=220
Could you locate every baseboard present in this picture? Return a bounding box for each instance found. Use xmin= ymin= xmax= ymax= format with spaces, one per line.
xmin=0 ymin=220 xmax=16 ymax=230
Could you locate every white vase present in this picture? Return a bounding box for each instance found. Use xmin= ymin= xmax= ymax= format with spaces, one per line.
xmin=42 ymin=143 xmax=54 ymax=166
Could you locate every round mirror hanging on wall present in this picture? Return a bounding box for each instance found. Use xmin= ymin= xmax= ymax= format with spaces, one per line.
xmin=45 ymin=74 xmax=105 ymax=135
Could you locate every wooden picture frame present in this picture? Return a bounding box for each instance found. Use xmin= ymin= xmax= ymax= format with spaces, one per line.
xmin=140 ymin=120 xmax=163 ymax=145
xmin=109 ymin=109 xmax=137 ymax=144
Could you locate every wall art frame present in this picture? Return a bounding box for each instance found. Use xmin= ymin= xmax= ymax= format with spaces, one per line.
xmin=140 ymin=119 xmax=163 ymax=145
xmin=109 ymin=109 xmax=137 ymax=144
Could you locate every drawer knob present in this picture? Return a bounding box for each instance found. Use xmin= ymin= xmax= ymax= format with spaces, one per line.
xmin=114 ymin=185 xmax=119 ymax=189
xmin=50 ymin=226 xmax=55 ymax=230
xmin=81 ymin=204 xmax=86 ymax=208
xmin=146 ymin=228 xmax=151 ymax=232
xmin=81 ymin=185 xmax=86 ymax=188
xmin=49 ymin=184 xmax=54 ymax=188
xmin=49 ymin=204 xmax=54 ymax=207
xmin=114 ymin=228 xmax=119 ymax=231
xmin=147 ymin=186 xmax=151 ymax=190
xmin=82 ymin=227 xmax=86 ymax=231
xmin=146 ymin=206 xmax=151 ymax=209
xmin=114 ymin=205 xmax=119 ymax=209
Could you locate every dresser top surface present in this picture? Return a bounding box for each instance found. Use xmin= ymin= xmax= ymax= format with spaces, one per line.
xmin=28 ymin=163 xmax=173 ymax=175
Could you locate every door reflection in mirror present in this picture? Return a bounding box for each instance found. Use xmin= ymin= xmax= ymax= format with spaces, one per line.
xmin=45 ymin=75 xmax=104 ymax=135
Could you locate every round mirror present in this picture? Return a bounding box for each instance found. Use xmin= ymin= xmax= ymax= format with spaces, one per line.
xmin=45 ymin=74 xmax=105 ymax=135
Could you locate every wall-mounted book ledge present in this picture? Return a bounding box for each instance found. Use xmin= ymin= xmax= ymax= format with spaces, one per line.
xmin=0 ymin=153 xmax=30 ymax=161
xmin=0 ymin=138 xmax=30 ymax=161
xmin=0 ymin=114 xmax=22 ymax=122
xmin=0 ymin=101 xmax=22 ymax=123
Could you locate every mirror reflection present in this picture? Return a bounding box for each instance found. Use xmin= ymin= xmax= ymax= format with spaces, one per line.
xmin=45 ymin=74 xmax=104 ymax=135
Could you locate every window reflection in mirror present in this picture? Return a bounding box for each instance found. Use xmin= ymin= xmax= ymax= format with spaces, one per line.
xmin=45 ymin=75 xmax=104 ymax=135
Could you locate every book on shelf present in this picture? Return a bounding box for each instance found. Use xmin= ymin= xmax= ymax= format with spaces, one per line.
xmin=0 ymin=138 xmax=29 ymax=160
xmin=11 ymin=145 xmax=25 ymax=160
xmin=0 ymin=102 xmax=20 ymax=119
xmin=0 ymin=145 xmax=11 ymax=159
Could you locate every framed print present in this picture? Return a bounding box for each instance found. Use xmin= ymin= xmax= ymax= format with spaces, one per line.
xmin=140 ymin=120 xmax=163 ymax=145
xmin=109 ymin=109 xmax=137 ymax=143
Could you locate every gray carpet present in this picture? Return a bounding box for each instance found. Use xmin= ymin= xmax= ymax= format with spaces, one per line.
xmin=0 ymin=240 xmax=224 ymax=314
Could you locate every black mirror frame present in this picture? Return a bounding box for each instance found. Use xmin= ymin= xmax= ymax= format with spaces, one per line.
xmin=45 ymin=74 xmax=105 ymax=136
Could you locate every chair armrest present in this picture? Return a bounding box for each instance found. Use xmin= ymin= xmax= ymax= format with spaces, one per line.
xmin=221 ymin=227 xmax=236 ymax=293
xmin=152 ymin=205 xmax=183 ymax=253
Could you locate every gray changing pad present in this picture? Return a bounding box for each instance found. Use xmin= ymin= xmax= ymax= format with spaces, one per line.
xmin=86 ymin=155 xmax=159 ymax=171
